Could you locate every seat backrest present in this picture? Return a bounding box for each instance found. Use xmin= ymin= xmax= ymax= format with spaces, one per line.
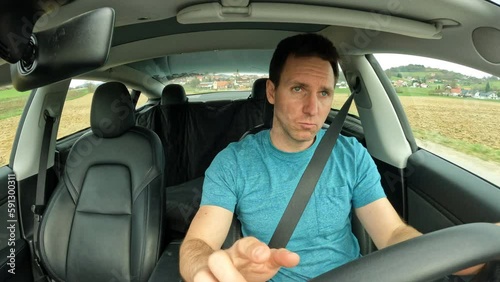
xmin=161 ymin=84 xmax=188 ymax=105
xmin=39 ymin=82 xmax=165 ymax=282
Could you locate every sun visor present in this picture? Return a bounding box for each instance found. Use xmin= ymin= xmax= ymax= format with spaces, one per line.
xmin=178 ymin=2 xmax=443 ymax=39
xmin=10 ymin=8 xmax=115 ymax=91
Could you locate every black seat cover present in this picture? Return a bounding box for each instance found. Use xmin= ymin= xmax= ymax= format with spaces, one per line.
xmin=39 ymin=82 xmax=165 ymax=282
xmin=161 ymin=84 xmax=188 ymax=105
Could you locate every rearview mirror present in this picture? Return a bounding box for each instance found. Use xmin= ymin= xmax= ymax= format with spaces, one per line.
xmin=0 ymin=0 xmax=74 ymax=64
xmin=10 ymin=7 xmax=115 ymax=91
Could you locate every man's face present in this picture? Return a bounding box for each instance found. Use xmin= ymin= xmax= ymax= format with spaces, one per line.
xmin=267 ymin=55 xmax=335 ymax=151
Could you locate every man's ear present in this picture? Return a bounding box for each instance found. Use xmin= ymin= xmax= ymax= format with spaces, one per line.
xmin=266 ymin=79 xmax=276 ymax=105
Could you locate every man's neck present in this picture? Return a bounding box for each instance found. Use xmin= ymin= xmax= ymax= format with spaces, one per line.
xmin=269 ymin=128 xmax=315 ymax=153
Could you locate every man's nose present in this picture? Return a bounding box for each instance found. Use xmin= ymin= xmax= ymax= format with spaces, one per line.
xmin=303 ymin=93 xmax=319 ymax=115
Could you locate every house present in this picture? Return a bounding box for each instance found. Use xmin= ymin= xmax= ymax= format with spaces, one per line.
xmin=461 ymin=89 xmax=472 ymax=97
xmin=473 ymin=91 xmax=498 ymax=99
xmin=487 ymin=92 xmax=498 ymax=99
xmin=450 ymin=87 xmax=461 ymax=96
xmin=393 ymin=80 xmax=407 ymax=87
xmin=199 ymin=82 xmax=214 ymax=89
xmin=215 ymin=80 xmax=230 ymax=90
xmin=420 ymin=83 xmax=428 ymax=88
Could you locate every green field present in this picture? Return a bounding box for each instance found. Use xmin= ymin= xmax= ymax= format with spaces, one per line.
xmin=0 ymin=88 xmax=31 ymax=120
xmin=0 ymin=88 xmax=89 ymax=120
xmin=468 ymin=80 xmax=500 ymax=91
xmin=413 ymin=129 xmax=500 ymax=164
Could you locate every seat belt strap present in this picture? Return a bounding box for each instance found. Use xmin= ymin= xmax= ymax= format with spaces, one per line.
xmin=30 ymin=110 xmax=55 ymax=281
xmin=268 ymin=92 xmax=356 ymax=249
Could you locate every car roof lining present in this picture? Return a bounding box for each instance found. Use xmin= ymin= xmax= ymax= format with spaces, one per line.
xmin=112 ymin=17 xmax=327 ymax=46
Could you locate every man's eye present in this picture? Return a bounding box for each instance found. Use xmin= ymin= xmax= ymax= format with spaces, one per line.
xmin=292 ymin=86 xmax=302 ymax=92
xmin=320 ymin=91 xmax=330 ymax=97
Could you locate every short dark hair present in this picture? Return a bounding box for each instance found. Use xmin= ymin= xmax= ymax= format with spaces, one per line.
xmin=269 ymin=33 xmax=340 ymax=87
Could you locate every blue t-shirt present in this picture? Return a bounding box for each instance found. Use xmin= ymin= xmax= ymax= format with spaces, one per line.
xmin=201 ymin=129 xmax=386 ymax=281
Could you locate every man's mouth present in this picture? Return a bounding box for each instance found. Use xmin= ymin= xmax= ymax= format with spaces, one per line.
xmin=298 ymin=122 xmax=316 ymax=129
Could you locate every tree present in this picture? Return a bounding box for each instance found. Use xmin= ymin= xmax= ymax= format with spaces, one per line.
xmin=186 ymin=78 xmax=200 ymax=89
xmin=485 ymin=81 xmax=491 ymax=92
xmin=84 ymin=82 xmax=97 ymax=94
xmin=397 ymin=73 xmax=403 ymax=78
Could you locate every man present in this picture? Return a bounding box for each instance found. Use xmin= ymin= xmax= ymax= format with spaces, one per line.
xmin=179 ymin=33 xmax=488 ymax=281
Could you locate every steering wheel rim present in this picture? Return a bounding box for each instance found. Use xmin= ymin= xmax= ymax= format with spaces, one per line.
xmin=310 ymin=223 xmax=500 ymax=282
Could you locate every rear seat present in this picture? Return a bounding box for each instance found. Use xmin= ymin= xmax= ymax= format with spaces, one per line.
xmin=148 ymin=81 xmax=267 ymax=280
xmin=135 ymin=82 xmax=266 ymax=236
xmin=155 ymin=84 xmax=265 ymax=187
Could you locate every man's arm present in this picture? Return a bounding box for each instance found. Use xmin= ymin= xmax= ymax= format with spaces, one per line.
xmin=180 ymin=205 xmax=234 ymax=281
xmin=355 ymin=197 xmax=420 ymax=249
xmin=355 ymin=198 xmax=500 ymax=276
xmin=180 ymin=205 xmax=300 ymax=282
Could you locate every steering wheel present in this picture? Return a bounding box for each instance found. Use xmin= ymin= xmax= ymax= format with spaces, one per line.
xmin=310 ymin=223 xmax=500 ymax=282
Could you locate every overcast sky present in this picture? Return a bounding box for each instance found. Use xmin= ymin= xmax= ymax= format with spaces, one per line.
xmin=374 ymin=54 xmax=493 ymax=78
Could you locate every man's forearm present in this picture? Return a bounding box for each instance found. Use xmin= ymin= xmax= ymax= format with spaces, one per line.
xmin=179 ymin=238 xmax=215 ymax=281
xmin=386 ymin=223 xmax=422 ymax=247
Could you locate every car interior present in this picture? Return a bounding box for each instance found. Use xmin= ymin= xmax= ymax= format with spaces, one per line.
xmin=1 ymin=0 xmax=500 ymax=281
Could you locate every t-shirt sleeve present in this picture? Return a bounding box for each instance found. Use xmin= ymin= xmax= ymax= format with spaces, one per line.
xmin=351 ymin=139 xmax=386 ymax=208
xmin=200 ymin=147 xmax=238 ymax=213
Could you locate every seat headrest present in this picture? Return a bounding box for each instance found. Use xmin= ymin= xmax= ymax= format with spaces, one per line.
xmin=249 ymin=78 xmax=267 ymax=100
xmin=91 ymin=82 xmax=135 ymax=138
xmin=250 ymin=78 xmax=273 ymax=127
xmin=161 ymin=84 xmax=188 ymax=105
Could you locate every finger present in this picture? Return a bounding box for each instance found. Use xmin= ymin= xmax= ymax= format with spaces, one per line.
xmin=208 ymin=250 xmax=247 ymax=282
xmin=268 ymin=248 xmax=300 ymax=268
xmin=231 ymin=237 xmax=271 ymax=264
xmin=246 ymin=242 xmax=271 ymax=264
xmin=193 ymin=268 xmax=219 ymax=282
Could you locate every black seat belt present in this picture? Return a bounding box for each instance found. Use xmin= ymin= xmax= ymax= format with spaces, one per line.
xmin=268 ymin=92 xmax=356 ymax=249
xmin=30 ymin=110 xmax=54 ymax=281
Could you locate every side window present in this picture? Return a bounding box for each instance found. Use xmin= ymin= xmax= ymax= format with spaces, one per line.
xmin=332 ymin=66 xmax=357 ymax=116
xmin=0 ymin=86 xmax=31 ymax=166
xmin=135 ymin=93 xmax=149 ymax=109
xmin=57 ymin=80 xmax=104 ymax=139
xmin=375 ymin=54 xmax=500 ymax=186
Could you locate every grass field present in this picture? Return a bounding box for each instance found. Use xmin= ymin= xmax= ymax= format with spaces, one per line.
xmin=0 ymin=87 xmax=499 ymax=167
xmin=400 ymin=96 xmax=500 ymax=163
xmin=0 ymin=89 xmax=31 ymax=120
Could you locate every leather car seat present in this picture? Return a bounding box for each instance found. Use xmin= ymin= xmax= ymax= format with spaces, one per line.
xmin=38 ymin=82 xmax=165 ymax=281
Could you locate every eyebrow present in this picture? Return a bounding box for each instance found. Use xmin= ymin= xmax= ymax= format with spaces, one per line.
xmin=288 ymin=80 xmax=334 ymax=93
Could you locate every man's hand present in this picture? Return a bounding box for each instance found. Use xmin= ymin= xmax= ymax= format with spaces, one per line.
xmin=193 ymin=237 xmax=300 ymax=282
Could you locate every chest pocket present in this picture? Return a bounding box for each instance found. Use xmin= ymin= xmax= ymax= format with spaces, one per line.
xmin=314 ymin=185 xmax=352 ymax=235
